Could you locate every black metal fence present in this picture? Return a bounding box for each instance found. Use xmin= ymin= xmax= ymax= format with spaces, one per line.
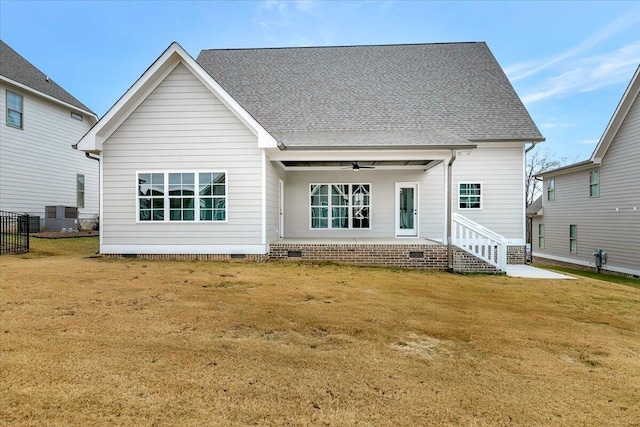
xmin=0 ymin=211 xmax=30 ymax=254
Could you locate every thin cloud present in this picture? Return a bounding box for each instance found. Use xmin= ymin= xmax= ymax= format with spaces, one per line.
xmin=506 ymin=11 xmax=640 ymax=82
xmin=521 ymin=42 xmax=640 ymax=104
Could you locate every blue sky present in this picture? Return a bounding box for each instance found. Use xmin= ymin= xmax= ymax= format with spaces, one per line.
xmin=1 ymin=0 xmax=639 ymax=160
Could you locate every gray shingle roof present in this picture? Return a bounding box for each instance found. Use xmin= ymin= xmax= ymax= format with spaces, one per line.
xmin=526 ymin=196 xmax=543 ymax=216
xmin=197 ymin=42 xmax=543 ymax=147
xmin=0 ymin=40 xmax=94 ymax=114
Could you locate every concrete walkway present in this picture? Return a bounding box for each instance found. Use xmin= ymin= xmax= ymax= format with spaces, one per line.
xmin=504 ymin=265 xmax=575 ymax=279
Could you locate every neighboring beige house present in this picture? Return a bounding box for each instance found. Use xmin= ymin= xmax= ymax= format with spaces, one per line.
xmin=531 ymin=65 xmax=640 ymax=278
xmin=0 ymin=40 xmax=99 ymax=230
xmin=76 ymin=42 xmax=544 ymax=272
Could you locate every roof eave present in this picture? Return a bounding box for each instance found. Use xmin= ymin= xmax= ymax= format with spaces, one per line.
xmin=469 ymin=137 xmax=545 ymax=143
xmin=0 ymin=75 xmax=97 ymax=120
xmin=278 ymin=143 xmax=478 ymax=151
xmin=535 ymin=160 xmax=598 ymax=178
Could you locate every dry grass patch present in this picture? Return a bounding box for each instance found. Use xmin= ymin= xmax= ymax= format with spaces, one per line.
xmin=1 ymin=238 xmax=639 ymax=425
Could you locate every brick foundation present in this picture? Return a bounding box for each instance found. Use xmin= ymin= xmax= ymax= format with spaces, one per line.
xmin=102 ymin=253 xmax=269 ymax=262
xmin=102 ymin=243 xmax=525 ymax=273
xmin=507 ymin=245 xmax=526 ymax=265
xmin=269 ymin=243 xmax=448 ymax=269
xmin=453 ymin=250 xmax=501 ymax=273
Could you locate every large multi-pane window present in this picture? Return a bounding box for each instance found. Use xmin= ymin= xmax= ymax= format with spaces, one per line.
xmin=569 ymin=224 xmax=577 ymax=254
xmin=538 ymin=224 xmax=545 ymax=249
xmin=137 ymin=172 xmax=226 ymax=222
xmin=589 ymin=170 xmax=600 ymax=197
xmin=76 ymin=174 xmax=85 ymax=208
xmin=459 ymin=183 xmax=482 ymax=209
xmin=547 ymin=179 xmax=555 ymax=201
xmin=6 ymin=90 xmax=23 ymax=129
xmin=310 ymin=184 xmax=370 ymax=229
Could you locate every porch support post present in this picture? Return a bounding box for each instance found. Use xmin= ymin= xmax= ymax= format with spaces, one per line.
xmin=447 ymin=149 xmax=457 ymax=271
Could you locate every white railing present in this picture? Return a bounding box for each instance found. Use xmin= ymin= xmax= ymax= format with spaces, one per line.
xmin=452 ymin=213 xmax=507 ymax=270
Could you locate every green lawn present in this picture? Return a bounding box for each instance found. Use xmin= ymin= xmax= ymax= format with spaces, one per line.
xmin=537 ymin=264 xmax=640 ymax=289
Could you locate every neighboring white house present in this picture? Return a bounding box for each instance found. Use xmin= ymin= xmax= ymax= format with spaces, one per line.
xmin=0 ymin=40 xmax=99 ymax=230
xmin=76 ymin=42 xmax=544 ymax=272
xmin=531 ymin=65 xmax=640 ymax=278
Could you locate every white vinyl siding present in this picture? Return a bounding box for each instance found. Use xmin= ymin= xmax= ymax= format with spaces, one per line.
xmin=0 ymin=82 xmax=98 ymax=223
xmin=452 ymin=144 xmax=525 ymax=241
xmin=101 ymin=63 xmax=262 ymax=248
xmin=265 ymin=160 xmax=285 ymax=244
xmin=535 ymin=90 xmax=640 ymax=275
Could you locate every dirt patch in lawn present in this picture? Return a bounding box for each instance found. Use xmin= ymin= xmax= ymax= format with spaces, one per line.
xmin=1 ymin=238 xmax=639 ymax=426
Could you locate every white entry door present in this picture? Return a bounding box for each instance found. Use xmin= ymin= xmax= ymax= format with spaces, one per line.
xmin=396 ymin=183 xmax=418 ymax=237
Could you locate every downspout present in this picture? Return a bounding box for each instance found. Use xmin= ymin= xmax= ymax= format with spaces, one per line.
xmin=525 ymin=140 xmax=539 ymax=153
xmin=85 ymin=153 xmax=100 ymax=236
xmin=447 ymin=149 xmax=457 ymax=271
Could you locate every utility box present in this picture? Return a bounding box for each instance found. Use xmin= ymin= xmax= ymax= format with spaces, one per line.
xmin=593 ymin=249 xmax=607 ymax=273
xmin=18 ymin=215 xmax=40 ymax=233
xmin=28 ymin=215 xmax=41 ymax=232
xmin=44 ymin=206 xmax=78 ymax=231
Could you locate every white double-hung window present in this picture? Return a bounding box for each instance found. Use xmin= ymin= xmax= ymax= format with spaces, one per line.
xmin=310 ymin=184 xmax=370 ymax=229
xmin=137 ymin=172 xmax=226 ymax=222
xmin=459 ymin=183 xmax=482 ymax=209
xmin=6 ymin=90 xmax=23 ymax=129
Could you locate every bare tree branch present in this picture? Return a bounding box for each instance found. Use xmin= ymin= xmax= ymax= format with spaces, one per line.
xmin=525 ymin=147 xmax=567 ymax=207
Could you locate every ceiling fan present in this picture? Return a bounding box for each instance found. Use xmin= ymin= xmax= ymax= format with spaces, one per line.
xmin=343 ymin=161 xmax=375 ymax=171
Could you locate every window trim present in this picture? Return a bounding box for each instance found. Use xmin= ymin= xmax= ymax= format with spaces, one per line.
xmin=6 ymin=90 xmax=23 ymax=129
xmin=76 ymin=174 xmax=85 ymax=209
xmin=308 ymin=183 xmax=372 ymax=230
xmin=136 ymin=170 xmax=228 ymax=223
xmin=458 ymin=182 xmax=483 ymax=210
xmin=569 ymin=224 xmax=577 ymax=254
xmin=547 ymin=178 xmax=555 ymax=201
xmin=71 ymin=112 xmax=83 ymax=121
xmin=538 ymin=223 xmax=545 ymax=250
xmin=589 ymin=170 xmax=600 ymax=198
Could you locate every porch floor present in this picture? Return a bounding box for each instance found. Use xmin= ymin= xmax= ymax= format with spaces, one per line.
xmin=274 ymin=237 xmax=441 ymax=245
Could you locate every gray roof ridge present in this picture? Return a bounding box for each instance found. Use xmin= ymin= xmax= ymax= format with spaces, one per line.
xmin=199 ymin=41 xmax=486 ymax=53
